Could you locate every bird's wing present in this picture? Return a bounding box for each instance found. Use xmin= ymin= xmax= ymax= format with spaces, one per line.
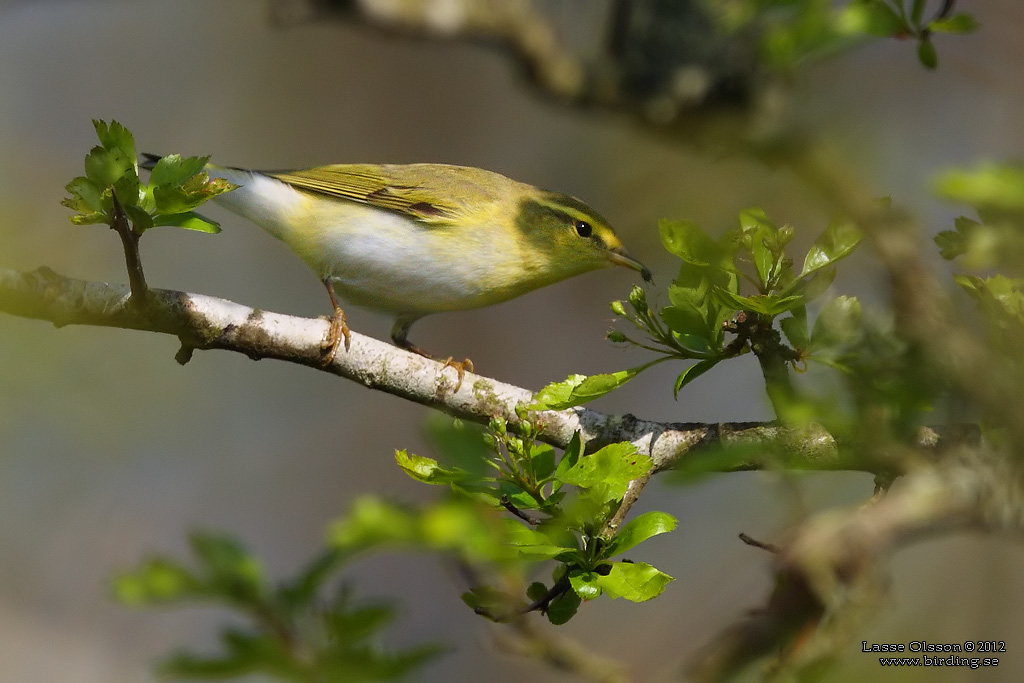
xmin=267 ymin=164 xmax=477 ymax=224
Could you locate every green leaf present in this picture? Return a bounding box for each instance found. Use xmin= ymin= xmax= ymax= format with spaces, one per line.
xmin=530 ymin=443 xmax=557 ymax=481
xmin=659 ymin=219 xmax=721 ymax=265
xmin=569 ymin=570 xmax=602 ymax=601
xmin=62 ymin=176 xmax=102 ymax=214
xmin=93 ymin=119 xmax=137 ymax=164
xmin=330 ymin=497 xmax=417 ymax=550
xmin=84 ymin=144 xmax=135 ymax=190
xmin=529 ymin=369 xmax=638 ymax=410
xmin=424 ymin=416 xmax=492 ymax=479
xmin=151 ymin=211 xmax=222 ymax=233
xmin=934 ymin=163 xmax=1024 ymax=211
xmin=278 ymin=549 xmax=346 ymax=609
xmin=148 ymin=153 xmax=209 ymax=189
xmin=673 ymin=359 xmax=719 ymax=398
xmin=189 ymin=532 xmax=266 ymax=600
xmin=419 ymin=502 xmax=504 ymax=562
xmin=67 ymin=212 xmax=109 ymax=226
xmin=917 ymin=36 xmax=938 ymax=70
xmin=503 ymin=522 xmax=575 ymax=561
xmin=911 ymin=0 xmax=927 ymax=25
xmin=739 ymin=208 xmax=777 ymax=286
xmin=546 ymin=587 xmax=581 ymax=625
xmin=709 ymin=287 xmax=753 ymax=312
xmin=152 ymin=176 xmax=231 ymax=214
xmin=929 ymin=13 xmax=978 ymax=34
xmin=113 ymin=171 xmax=142 ymax=209
xmin=593 ymin=562 xmax=673 ymax=602
xmin=557 ymin=443 xmax=650 ymax=503
xmin=664 ymin=288 xmax=710 ymax=330
xmin=801 ymin=218 xmax=863 ymax=278
xmin=660 ymin=218 xmax=738 ymax=272
xmin=934 ymin=216 xmax=980 ymax=260
xmin=954 ymin=274 xmax=1024 ymax=325
xmin=809 ymin=295 xmax=862 ymax=356
xmin=552 ymin=431 xmax=583 ymax=484
xmin=158 ymin=640 xmax=267 ymax=680
xmin=838 ymin=1 xmax=905 ymax=37
xmin=394 ymin=449 xmax=467 ymax=484
xmin=761 ymin=294 xmax=804 ymax=316
xmin=780 ymin=306 xmax=809 ymax=349
xmin=122 ymin=204 xmax=154 ymax=233
xmin=782 ymin=267 xmax=837 ymax=305
xmin=112 ymin=558 xmax=200 ymax=605
xmin=603 ymin=511 xmax=677 ymax=558
xmin=529 ymin=374 xmax=586 ymax=410
xmin=712 ymin=288 xmax=803 ymax=317
xmin=527 ymin=582 xmax=548 ymax=603
xmin=148 ymin=154 xmax=235 ymax=216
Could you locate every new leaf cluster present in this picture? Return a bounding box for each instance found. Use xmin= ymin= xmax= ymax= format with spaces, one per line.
xmin=62 ymin=119 xmax=234 ymax=234
xmin=391 ymin=417 xmax=676 ymax=625
xmin=532 ymin=208 xmax=864 ymax=410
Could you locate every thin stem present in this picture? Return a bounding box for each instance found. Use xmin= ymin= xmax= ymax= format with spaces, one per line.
xmin=500 ymin=495 xmax=541 ymax=526
xmin=110 ymin=193 xmax=149 ymax=305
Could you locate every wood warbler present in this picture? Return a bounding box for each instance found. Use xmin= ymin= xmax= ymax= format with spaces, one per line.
xmin=141 ymin=155 xmax=651 ymax=379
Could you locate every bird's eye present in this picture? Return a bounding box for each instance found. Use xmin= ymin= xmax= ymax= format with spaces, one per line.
xmin=574 ymin=220 xmax=593 ymax=238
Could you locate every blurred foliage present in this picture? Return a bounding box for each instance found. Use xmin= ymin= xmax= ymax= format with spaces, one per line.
xmin=114 ymin=533 xmax=442 ymax=682
xmin=709 ymin=0 xmax=978 ymax=70
xmin=113 ymin=415 xmax=677 ymax=681
xmin=935 ymin=162 xmax=1024 ymax=345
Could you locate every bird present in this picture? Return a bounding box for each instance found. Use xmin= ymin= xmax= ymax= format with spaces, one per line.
xmin=142 ymin=154 xmax=651 ymax=386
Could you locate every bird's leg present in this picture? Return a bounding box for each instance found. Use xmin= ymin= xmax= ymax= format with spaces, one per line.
xmin=320 ymin=278 xmax=350 ymax=365
xmin=391 ymin=317 xmax=473 ymax=391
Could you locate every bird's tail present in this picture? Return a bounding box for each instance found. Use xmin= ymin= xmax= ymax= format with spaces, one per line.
xmin=140 ymin=152 xmax=162 ymax=171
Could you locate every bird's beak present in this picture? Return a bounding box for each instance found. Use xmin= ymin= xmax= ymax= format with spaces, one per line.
xmin=608 ymin=248 xmax=653 ymax=283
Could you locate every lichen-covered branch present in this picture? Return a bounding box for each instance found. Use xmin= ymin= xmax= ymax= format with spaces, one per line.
xmin=3 ymin=265 xmax=886 ymax=476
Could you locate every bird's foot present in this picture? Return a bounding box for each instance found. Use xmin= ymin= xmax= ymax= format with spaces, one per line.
xmin=440 ymin=357 xmax=474 ymax=392
xmin=319 ymin=307 xmax=350 ymax=366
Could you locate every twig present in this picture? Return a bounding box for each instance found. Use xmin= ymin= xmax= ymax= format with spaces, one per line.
xmin=499 ymin=494 xmax=541 ymax=526
xmin=494 ymin=616 xmax=628 ymax=683
xmin=738 ymin=533 xmax=779 ymax=553
xmin=110 ymin=193 xmax=149 ymax=304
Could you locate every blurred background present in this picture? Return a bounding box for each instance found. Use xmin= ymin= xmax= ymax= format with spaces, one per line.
xmin=1 ymin=1 xmax=1023 ymax=681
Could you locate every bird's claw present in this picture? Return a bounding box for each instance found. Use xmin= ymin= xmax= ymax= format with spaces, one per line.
xmin=320 ymin=307 xmax=350 ymax=365
xmin=441 ymin=357 xmax=474 ymax=392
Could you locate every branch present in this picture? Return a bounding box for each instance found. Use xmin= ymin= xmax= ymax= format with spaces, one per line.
xmin=272 ymin=0 xmax=585 ymax=98
xmin=686 ymin=444 xmax=1024 ymax=682
xmin=494 ymin=617 xmax=628 ymax=683
xmin=2 ymin=265 xmax=876 ymax=471
xmin=269 ymin=0 xmax=775 ymax=142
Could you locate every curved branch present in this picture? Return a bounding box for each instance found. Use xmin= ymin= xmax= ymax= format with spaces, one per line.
xmin=1 ymin=265 xmax=862 ymax=471
xmin=686 ymin=445 xmax=1024 ymax=682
